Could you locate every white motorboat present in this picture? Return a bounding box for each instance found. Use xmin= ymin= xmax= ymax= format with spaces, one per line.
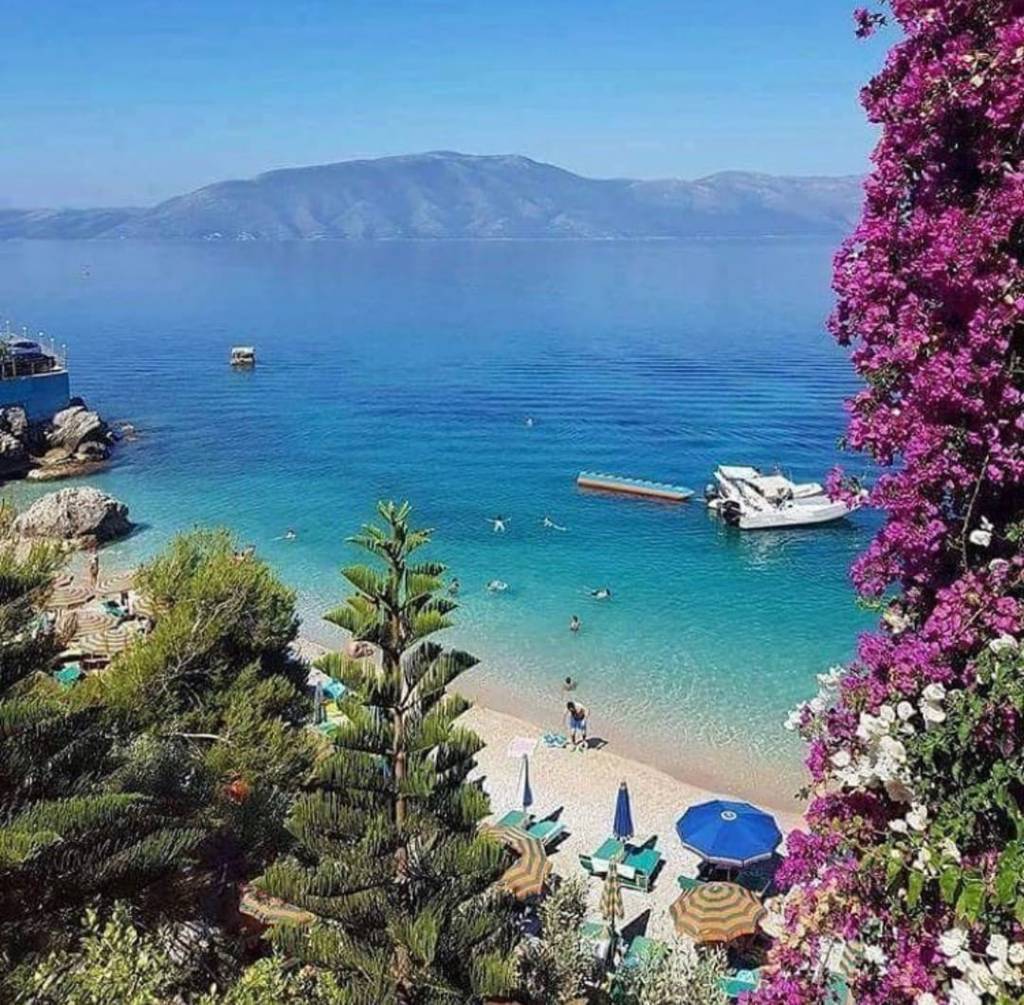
xmin=705 ymin=465 xmax=857 ymax=530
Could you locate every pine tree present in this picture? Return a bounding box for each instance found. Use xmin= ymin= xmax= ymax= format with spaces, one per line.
xmin=260 ymin=501 xmax=518 ymax=1005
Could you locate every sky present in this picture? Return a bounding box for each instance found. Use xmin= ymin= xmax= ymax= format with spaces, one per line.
xmin=0 ymin=1 xmax=888 ymax=208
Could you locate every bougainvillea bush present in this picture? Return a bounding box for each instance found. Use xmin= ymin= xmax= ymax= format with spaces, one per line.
xmin=752 ymin=2 xmax=1024 ymax=1003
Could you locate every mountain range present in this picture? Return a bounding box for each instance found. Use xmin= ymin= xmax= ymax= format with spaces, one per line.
xmin=0 ymin=152 xmax=863 ymax=241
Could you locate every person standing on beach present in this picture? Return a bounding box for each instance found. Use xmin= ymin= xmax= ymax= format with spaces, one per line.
xmin=87 ymin=551 xmax=99 ymax=588
xmin=565 ymin=700 xmax=588 ymax=750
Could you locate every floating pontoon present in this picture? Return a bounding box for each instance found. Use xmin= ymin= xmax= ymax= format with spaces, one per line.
xmin=576 ymin=471 xmax=694 ymax=503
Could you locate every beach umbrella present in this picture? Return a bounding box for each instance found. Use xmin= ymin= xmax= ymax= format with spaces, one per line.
xmin=669 ymin=881 xmax=765 ymax=943
xmin=131 ymin=592 xmax=166 ymax=621
xmin=96 ymin=569 xmax=136 ymax=596
xmin=76 ymin=622 xmax=144 ymax=657
xmin=675 ymin=799 xmax=782 ymax=868
xmin=493 ymin=826 xmax=550 ymax=900
xmin=47 ymin=582 xmax=94 ymax=609
xmin=600 ymin=860 xmax=625 ymax=939
xmin=516 ymin=753 xmax=534 ymax=814
xmin=68 ymin=608 xmax=119 ymax=639
xmin=613 ymin=781 xmax=634 ymax=842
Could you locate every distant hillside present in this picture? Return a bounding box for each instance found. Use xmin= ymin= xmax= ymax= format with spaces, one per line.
xmin=1 ymin=152 xmax=863 ymax=240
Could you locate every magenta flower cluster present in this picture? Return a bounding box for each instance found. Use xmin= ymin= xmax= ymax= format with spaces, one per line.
xmin=751 ymin=2 xmax=1024 ymax=1003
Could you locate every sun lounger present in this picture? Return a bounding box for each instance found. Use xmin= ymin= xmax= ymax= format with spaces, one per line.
xmin=579 ymin=920 xmax=614 ymax=963
xmin=53 ymin=663 xmax=84 ymax=688
xmin=736 ymin=860 xmax=777 ymax=897
xmin=721 ymin=968 xmax=762 ymax=998
xmin=101 ymin=600 xmax=126 ymax=620
xmin=495 ymin=810 xmax=532 ymax=830
xmin=677 ymin=874 xmax=704 ymax=892
xmin=620 ymin=934 xmax=667 ymax=969
xmin=322 ymin=678 xmax=346 ymax=700
xmin=579 ymin=838 xmax=662 ymax=891
xmin=526 ymin=817 xmax=567 ymax=848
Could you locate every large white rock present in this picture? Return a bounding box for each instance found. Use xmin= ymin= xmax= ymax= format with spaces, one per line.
xmin=13 ymin=487 xmax=132 ymax=544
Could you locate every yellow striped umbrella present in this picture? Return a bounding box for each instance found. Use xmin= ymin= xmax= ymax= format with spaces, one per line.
xmin=492 ymin=825 xmax=551 ymax=900
xmin=47 ymin=582 xmax=95 ymax=609
xmin=238 ymin=885 xmax=314 ymax=927
xmin=69 ymin=608 xmax=120 ymax=638
xmin=669 ymin=882 xmax=765 ymax=943
xmin=97 ymin=569 xmax=136 ymax=596
xmin=76 ymin=621 xmax=145 ymax=657
xmin=131 ymin=592 xmax=167 ymax=621
xmin=600 ymin=860 xmax=625 ymax=935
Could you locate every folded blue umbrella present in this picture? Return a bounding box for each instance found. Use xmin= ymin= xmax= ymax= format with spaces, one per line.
xmin=613 ymin=781 xmax=635 ymax=842
xmin=675 ymin=799 xmax=781 ymax=868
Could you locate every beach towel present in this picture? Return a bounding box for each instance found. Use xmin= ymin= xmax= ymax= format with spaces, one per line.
xmin=542 ymin=732 xmax=568 ymax=748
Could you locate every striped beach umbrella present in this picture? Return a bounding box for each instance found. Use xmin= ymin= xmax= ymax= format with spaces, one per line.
xmin=493 ymin=826 xmax=550 ymax=900
xmin=69 ymin=608 xmax=119 ymax=638
xmin=76 ymin=622 xmax=144 ymax=657
xmin=96 ymin=569 xmax=136 ymax=596
xmin=47 ymin=582 xmax=94 ymax=609
xmin=600 ymin=860 xmax=625 ymax=937
xmin=131 ymin=592 xmax=166 ymax=621
xmin=669 ymin=882 xmax=765 ymax=943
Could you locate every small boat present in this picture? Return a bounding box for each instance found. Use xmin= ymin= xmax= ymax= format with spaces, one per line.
xmin=576 ymin=471 xmax=694 ymax=503
xmin=705 ymin=465 xmax=856 ymax=529
xmin=230 ymin=345 xmax=256 ymax=367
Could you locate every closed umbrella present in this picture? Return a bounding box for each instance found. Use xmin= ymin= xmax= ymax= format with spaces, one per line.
xmin=516 ymin=753 xmax=534 ymax=814
xmin=675 ymin=799 xmax=781 ymax=868
xmin=669 ymin=881 xmax=765 ymax=943
xmin=613 ymin=781 xmax=634 ymax=842
xmin=600 ymin=860 xmax=624 ymax=939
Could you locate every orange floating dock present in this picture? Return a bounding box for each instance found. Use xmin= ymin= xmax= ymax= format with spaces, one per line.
xmin=576 ymin=471 xmax=694 ymax=502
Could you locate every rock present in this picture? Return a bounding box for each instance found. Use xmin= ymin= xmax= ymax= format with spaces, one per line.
xmin=0 ymin=406 xmax=29 ymax=439
xmin=13 ymin=487 xmax=132 ymax=545
xmin=0 ymin=431 xmax=29 ymax=477
xmin=75 ymin=441 xmax=108 ymax=461
xmin=46 ymin=404 xmax=111 ymax=457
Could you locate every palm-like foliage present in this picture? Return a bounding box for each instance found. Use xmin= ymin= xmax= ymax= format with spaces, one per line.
xmin=260 ymin=501 xmax=518 ymax=1004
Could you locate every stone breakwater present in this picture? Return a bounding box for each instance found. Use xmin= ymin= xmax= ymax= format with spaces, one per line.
xmin=0 ymin=399 xmax=127 ymax=483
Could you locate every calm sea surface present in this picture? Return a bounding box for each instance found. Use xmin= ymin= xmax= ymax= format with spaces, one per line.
xmin=0 ymin=239 xmax=876 ymax=803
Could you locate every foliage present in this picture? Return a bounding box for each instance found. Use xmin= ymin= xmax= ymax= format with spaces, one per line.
xmin=610 ymin=939 xmax=728 ymax=1005
xmin=20 ymin=903 xmax=184 ymax=1005
xmin=517 ymin=875 xmax=596 ymax=1005
xmin=199 ymin=957 xmax=349 ymax=1005
xmin=754 ymin=3 xmax=1024 ymax=1003
xmin=258 ymin=501 xmax=518 ymax=1004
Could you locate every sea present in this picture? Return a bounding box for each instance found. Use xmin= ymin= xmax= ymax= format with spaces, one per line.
xmin=0 ymin=238 xmax=877 ymax=805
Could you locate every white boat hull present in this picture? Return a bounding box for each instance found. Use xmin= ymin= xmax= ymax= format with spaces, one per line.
xmin=736 ymin=499 xmax=853 ymax=530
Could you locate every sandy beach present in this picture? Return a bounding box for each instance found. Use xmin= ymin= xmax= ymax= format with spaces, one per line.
xmin=294 ymin=636 xmax=805 ymax=940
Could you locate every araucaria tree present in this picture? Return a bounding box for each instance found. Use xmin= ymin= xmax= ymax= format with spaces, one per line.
xmin=260 ymin=501 xmax=517 ymax=1004
xmin=754 ymin=3 xmax=1024 ymax=1004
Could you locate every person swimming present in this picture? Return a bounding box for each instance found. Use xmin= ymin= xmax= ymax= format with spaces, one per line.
xmin=486 ymin=579 xmax=509 ymax=592
xmin=542 ymin=516 xmax=567 ymax=531
xmin=569 ymin=615 xmax=581 ymax=634
xmin=488 ymin=516 xmax=509 ymax=533
xmin=525 ymin=416 xmax=535 ymax=427
xmin=588 ymin=587 xmax=612 ymax=600
xmin=282 ymin=529 xmax=297 ymax=541
xmin=448 ymin=578 xmax=461 ymax=596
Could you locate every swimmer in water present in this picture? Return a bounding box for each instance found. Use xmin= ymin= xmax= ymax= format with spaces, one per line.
xmin=588 ymin=587 xmax=612 ymax=600
xmin=569 ymin=615 xmax=581 ymax=634
xmin=488 ymin=516 xmax=509 ymax=533
xmin=525 ymin=416 xmax=535 ymax=427
xmin=448 ymin=578 xmax=461 ymax=596
xmin=542 ymin=516 xmax=567 ymax=531
xmin=283 ymin=529 xmax=297 ymax=541
xmin=486 ymin=579 xmax=509 ymax=593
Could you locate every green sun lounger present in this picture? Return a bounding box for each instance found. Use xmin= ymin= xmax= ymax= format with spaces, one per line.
xmin=620 ymin=935 xmax=667 ymax=969
xmin=526 ymin=817 xmax=567 ymax=848
xmin=579 ymin=920 xmax=614 ymax=963
xmin=721 ymin=968 xmax=762 ymax=998
xmin=579 ymin=838 xmax=662 ymax=892
xmin=495 ymin=809 xmax=532 ymax=830
xmin=676 ymin=874 xmax=704 ymax=892
xmin=53 ymin=663 xmax=84 ymax=688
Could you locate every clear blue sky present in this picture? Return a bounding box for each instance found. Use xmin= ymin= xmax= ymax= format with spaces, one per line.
xmin=1 ymin=1 xmax=886 ymax=207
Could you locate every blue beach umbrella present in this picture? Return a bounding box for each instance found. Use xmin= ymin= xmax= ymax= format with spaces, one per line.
xmin=613 ymin=781 xmax=634 ymax=842
xmin=675 ymin=799 xmax=781 ymax=868
xmin=517 ymin=754 xmax=534 ymax=813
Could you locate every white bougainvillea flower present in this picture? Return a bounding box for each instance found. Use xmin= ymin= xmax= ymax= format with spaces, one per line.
xmin=897 ymin=701 xmax=916 ymax=721
xmin=830 ymin=749 xmax=851 ymax=768
xmin=906 ymin=803 xmax=929 ymax=831
xmin=939 ymin=837 xmax=962 ymax=863
xmin=889 ymin=817 xmax=908 ymax=833
xmin=941 ymin=928 xmax=969 ymax=958
xmin=968 ymin=528 xmax=992 ymax=547
xmin=1009 ymin=943 xmax=1024 ymax=966
xmin=989 ymin=634 xmax=1019 ymax=655
xmin=949 ymin=979 xmax=983 ymax=1005
xmin=915 ymin=994 xmax=938 ymax=1005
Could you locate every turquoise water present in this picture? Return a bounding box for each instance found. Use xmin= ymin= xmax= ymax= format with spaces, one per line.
xmin=0 ymin=239 xmax=875 ymax=802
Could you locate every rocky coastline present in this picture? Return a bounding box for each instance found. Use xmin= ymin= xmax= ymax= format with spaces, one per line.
xmin=0 ymin=398 xmax=129 ymax=483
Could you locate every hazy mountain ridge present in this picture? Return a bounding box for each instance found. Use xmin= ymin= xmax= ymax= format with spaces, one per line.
xmin=1 ymin=152 xmax=863 ymax=240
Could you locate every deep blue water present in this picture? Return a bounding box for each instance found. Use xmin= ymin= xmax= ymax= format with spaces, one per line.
xmin=0 ymin=239 xmax=875 ymax=801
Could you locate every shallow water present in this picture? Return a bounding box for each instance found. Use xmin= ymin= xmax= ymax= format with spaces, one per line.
xmin=0 ymin=238 xmax=876 ymax=802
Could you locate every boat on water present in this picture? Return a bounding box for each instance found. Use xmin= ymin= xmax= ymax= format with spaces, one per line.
xmin=704 ymin=465 xmax=856 ymax=530
xmin=230 ymin=345 xmax=256 ymax=367
xmin=577 ymin=471 xmax=694 ymax=503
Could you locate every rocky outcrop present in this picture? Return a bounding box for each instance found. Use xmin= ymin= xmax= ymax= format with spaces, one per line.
xmin=0 ymin=398 xmax=118 ymax=483
xmin=12 ymin=487 xmax=132 ymax=546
